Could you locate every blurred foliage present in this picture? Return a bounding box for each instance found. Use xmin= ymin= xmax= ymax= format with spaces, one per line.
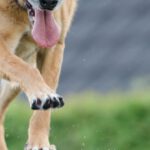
xmin=4 ymin=91 xmax=150 ymax=150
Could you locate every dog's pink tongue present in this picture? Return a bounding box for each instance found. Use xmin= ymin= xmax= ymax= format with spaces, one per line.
xmin=32 ymin=9 xmax=60 ymax=48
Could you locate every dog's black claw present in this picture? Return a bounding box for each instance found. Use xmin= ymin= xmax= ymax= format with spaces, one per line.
xmin=31 ymin=95 xmax=64 ymax=110
xmin=36 ymin=98 xmax=42 ymax=106
xmin=43 ymin=99 xmax=51 ymax=110
xmin=50 ymin=96 xmax=64 ymax=108
xmin=31 ymin=101 xmax=39 ymax=110
xmin=52 ymin=98 xmax=60 ymax=108
xmin=59 ymin=97 xmax=64 ymax=107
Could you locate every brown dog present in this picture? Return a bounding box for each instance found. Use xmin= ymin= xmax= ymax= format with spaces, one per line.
xmin=0 ymin=0 xmax=76 ymax=149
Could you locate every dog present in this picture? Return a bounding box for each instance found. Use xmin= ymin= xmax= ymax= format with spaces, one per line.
xmin=0 ymin=0 xmax=76 ymax=149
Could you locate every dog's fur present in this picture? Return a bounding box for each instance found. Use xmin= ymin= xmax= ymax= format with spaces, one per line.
xmin=0 ymin=0 xmax=76 ymax=149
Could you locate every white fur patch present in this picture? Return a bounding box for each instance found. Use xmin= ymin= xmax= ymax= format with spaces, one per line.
xmin=0 ymin=80 xmax=19 ymax=90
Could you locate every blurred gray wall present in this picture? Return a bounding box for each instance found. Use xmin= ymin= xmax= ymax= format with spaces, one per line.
xmin=58 ymin=0 xmax=150 ymax=95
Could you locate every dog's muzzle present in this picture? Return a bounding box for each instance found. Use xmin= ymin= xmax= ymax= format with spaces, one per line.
xmin=25 ymin=0 xmax=61 ymax=48
xmin=39 ymin=0 xmax=58 ymax=10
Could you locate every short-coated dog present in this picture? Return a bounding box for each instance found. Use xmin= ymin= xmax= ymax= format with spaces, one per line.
xmin=0 ymin=0 xmax=76 ymax=149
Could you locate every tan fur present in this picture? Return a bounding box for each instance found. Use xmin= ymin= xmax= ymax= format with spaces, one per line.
xmin=0 ymin=0 xmax=77 ymax=149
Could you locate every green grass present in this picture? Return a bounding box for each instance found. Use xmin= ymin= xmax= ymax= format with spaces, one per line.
xmin=4 ymin=91 xmax=150 ymax=150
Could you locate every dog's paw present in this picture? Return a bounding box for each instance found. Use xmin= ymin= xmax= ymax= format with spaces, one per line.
xmin=25 ymin=144 xmax=56 ymax=150
xmin=27 ymin=91 xmax=64 ymax=110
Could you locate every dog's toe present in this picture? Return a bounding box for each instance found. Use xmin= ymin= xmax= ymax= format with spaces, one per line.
xmin=59 ymin=96 xmax=64 ymax=107
xmin=43 ymin=98 xmax=51 ymax=110
xmin=31 ymin=98 xmax=44 ymax=110
xmin=32 ymin=147 xmax=39 ymax=150
xmin=50 ymin=94 xmax=64 ymax=108
xmin=52 ymin=97 xmax=60 ymax=108
xmin=42 ymin=94 xmax=64 ymax=110
xmin=31 ymin=100 xmax=41 ymax=110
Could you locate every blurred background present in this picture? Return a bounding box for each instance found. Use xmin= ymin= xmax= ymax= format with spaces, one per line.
xmin=59 ymin=0 xmax=150 ymax=94
xmin=5 ymin=0 xmax=150 ymax=150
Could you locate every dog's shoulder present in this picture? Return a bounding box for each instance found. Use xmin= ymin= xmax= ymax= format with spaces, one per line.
xmin=0 ymin=1 xmax=30 ymax=51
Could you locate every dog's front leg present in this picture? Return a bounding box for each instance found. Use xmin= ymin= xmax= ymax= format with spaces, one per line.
xmin=0 ymin=38 xmax=63 ymax=110
xmin=26 ymin=43 xmax=65 ymax=150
